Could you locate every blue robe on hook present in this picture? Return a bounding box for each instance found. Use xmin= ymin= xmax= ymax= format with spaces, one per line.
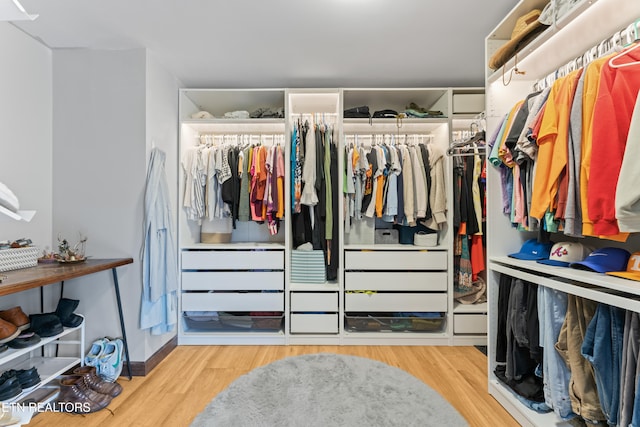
xmin=140 ymin=147 xmax=178 ymax=335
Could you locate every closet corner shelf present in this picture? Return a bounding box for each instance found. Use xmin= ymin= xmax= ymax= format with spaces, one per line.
xmin=486 ymin=0 xmax=640 ymax=85
xmin=453 ymin=301 xmax=487 ymax=314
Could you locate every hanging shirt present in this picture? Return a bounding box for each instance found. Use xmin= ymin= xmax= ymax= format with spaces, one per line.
xmin=401 ymin=145 xmax=415 ymax=226
xmin=424 ymin=143 xmax=447 ymax=230
xmin=276 ymin=145 xmax=285 ymax=219
xmin=300 ymin=125 xmax=318 ymax=206
xmin=589 ymin=46 xmax=640 ymax=236
xmin=530 ymin=69 xmax=582 ymax=220
xmin=579 ymin=54 xmax=628 ymax=241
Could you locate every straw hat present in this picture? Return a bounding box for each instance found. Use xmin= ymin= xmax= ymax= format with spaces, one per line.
xmin=489 ymin=9 xmax=548 ymax=70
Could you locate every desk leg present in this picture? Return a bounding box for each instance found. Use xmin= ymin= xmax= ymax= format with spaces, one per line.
xmin=111 ymin=268 xmax=132 ymax=380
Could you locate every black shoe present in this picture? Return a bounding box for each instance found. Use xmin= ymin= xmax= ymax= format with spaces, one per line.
xmin=0 ymin=368 xmax=40 ymax=392
xmin=28 ymin=314 xmax=63 ymax=337
xmin=14 ymin=367 xmax=40 ymax=390
xmin=0 ymin=376 xmax=22 ymax=401
xmin=61 ymin=313 xmax=83 ymax=328
xmin=55 ymin=298 xmax=82 ymax=327
xmin=7 ymin=332 xmax=41 ymax=349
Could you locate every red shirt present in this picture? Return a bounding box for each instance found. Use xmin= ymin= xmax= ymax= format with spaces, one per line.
xmin=589 ymin=44 xmax=640 ymax=235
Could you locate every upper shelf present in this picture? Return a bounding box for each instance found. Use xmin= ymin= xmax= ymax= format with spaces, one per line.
xmin=343 ymin=118 xmax=448 ymax=134
xmin=486 ymin=0 xmax=640 ymax=84
xmin=490 ymin=256 xmax=640 ymax=300
xmin=181 ymin=118 xmax=286 ymax=134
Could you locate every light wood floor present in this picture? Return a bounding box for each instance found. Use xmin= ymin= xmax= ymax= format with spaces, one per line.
xmin=28 ymin=345 xmax=517 ymax=427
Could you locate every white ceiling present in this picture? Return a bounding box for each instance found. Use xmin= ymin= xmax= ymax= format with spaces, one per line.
xmin=13 ymin=0 xmax=518 ymax=88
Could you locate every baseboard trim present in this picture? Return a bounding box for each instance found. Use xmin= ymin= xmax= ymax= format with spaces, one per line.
xmin=128 ymin=335 xmax=177 ymax=376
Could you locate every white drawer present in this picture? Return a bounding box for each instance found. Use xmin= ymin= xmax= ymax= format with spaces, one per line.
xmin=345 ymin=292 xmax=447 ymax=312
xmin=344 ymin=272 xmax=447 ymax=291
xmin=182 ymin=292 xmax=283 ymax=312
xmin=182 ymin=250 xmax=284 ymax=270
xmin=182 ymin=271 xmax=284 ymax=291
xmin=290 ymin=292 xmax=338 ymax=312
xmin=454 ymin=314 xmax=487 ymax=334
xmin=290 ymin=314 xmax=338 ymax=334
xmin=344 ymin=251 xmax=446 ymax=270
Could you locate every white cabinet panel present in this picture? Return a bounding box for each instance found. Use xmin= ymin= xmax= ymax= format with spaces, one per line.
xmin=182 ymin=292 xmax=284 ymax=312
xmin=182 ymin=250 xmax=284 ymax=270
xmin=454 ymin=314 xmax=488 ymax=334
xmin=344 ymin=272 xmax=447 ymax=291
xmin=290 ymin=314 xmax=338 ymax=333
xmin=182 ymin=271 xmax=284 ymax=291
xmin=344 ymin=251 xmax=446 ymax=270
xmin=290 ymin=292 xmax=338 ymax=312
xmin=345 ymin=292 xmax=447 ymax=312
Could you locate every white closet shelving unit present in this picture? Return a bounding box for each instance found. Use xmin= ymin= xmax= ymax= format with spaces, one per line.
xmin=286 ymin=89 xmax=342 ymax=344
xmin=449 ymin=87 xmax=488 ymax=345
xmin=177 ymin=87 xmax=487 ymax=346
xmin=178 ymin=89 xmax=287 ymax=345
xmin=341 ymin=88 xmax=452 ymax=345
xmin=485 ymin=0 xmax=640 ymax=425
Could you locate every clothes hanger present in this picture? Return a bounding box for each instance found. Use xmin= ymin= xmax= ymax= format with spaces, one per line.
xmin=609 ymin=41 xmax=640 ymax=68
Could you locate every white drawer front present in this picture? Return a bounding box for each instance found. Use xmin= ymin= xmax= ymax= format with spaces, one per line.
xmin=182 ymin=271 xmax=284 ymax=291
xmin=182 ymin=250 xmax=284 ymax=270
xmin=182 ymin=292 xmax=283 ymax=312
xmin=454 ymin=314 xmax=488 ymax=334
xmin=290 ymin=314 xmax=338 ymax=333
xmin=290 ymin=292 xmax=338 ymax=312
xmin=344 ymin=251 xmax=446 ymax=270
xmin=344 ymin=272 xmax=447 ymax=291
xmin=345 ymin=292 xmax=447 ymax=312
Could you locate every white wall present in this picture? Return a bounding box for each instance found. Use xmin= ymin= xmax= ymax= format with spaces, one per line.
xmin=52 ymin=48 xmax=149 ymax=361
xmin=0 ymin=22 xmax=53 ymax=314
xmin=143 ymin=51 xmax=181 ymax=359
xmin=2 ymin=25 xmax=181 ymax=365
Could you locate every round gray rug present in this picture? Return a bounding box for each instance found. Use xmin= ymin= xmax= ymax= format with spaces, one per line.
xmin=190 ymin=352 xmax=468 ymax=427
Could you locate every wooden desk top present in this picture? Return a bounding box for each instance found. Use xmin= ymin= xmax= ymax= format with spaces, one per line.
xmin=0 ymin=258 xmax=133 ymax=297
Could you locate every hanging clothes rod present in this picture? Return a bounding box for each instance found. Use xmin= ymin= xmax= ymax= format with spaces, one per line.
xmin=533 ymin=18 xmax=640 ymax=91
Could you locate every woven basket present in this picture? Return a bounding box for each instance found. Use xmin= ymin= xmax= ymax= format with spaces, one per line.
xmin=0 ymin=247 xmax=39 ymax=272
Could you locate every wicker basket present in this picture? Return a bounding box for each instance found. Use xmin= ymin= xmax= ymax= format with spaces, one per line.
xmin=0 ymin=247 xmax=39 ymax=272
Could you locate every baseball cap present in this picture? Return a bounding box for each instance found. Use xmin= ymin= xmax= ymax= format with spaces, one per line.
xmin=607 ymin=252 xmax=640 ymax=281
xmin=569 ymin=247 xmax=631 ymax=273
xmin=508 ymin=238 xmax=554 ymax=261
xmin=537 ymin=242 xmax=593 ymax=267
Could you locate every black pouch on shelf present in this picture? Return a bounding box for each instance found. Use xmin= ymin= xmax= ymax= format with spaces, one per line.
xmin=395 ymin=223 xmax=437 ymax=245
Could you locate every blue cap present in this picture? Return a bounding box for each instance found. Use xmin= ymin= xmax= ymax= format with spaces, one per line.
xmin=569 ymin=247 xmax=631 ymax=273
xmin=508 ymin=238 xmax=554 ymax=261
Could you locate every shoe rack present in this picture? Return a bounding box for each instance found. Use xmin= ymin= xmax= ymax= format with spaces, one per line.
xmin=0 ymin=315 xmax=84 ymax=404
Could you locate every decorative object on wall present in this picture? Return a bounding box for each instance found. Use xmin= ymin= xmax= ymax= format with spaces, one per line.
xmin=190 ymin=353 xmax=468 ymax=427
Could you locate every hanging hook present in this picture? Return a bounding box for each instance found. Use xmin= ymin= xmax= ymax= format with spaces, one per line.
xmin=502 ymin=53 xmax=526 ymax=86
